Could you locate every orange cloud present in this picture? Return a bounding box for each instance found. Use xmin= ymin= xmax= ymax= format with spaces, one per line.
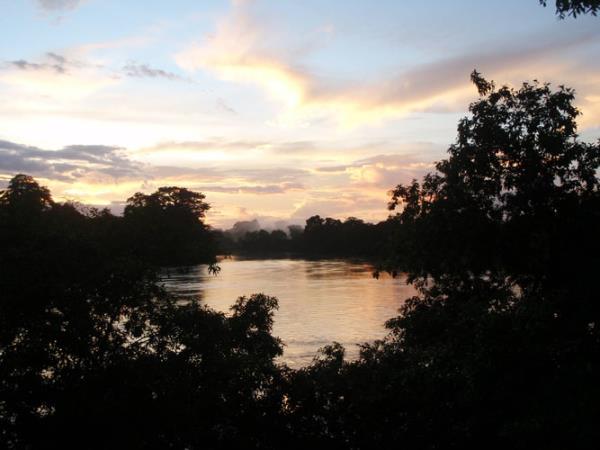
xmin=175 ymin=1 xmax=600 ymax=128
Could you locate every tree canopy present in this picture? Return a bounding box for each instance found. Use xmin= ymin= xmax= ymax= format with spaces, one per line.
xmin=123 ymin=186 xmax=216 ymax=266
xmin=386 ymin=70 xmax=599 ymax=280
xmin=125 ymin=186 xmax=210 ymax=219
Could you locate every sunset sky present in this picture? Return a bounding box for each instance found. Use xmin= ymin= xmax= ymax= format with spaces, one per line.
xmin=1 ymin=0 xmax=599 ymax=228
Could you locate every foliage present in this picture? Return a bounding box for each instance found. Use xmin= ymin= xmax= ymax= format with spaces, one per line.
xmin=0 ymin=178 xmax=283 ymax=447
xmin=125 ymin=186 xmax=210 ymax=219
xmin=540 ymin=0 xmax=600 ymax=17
xmin=287 ymin=73 xmax=600 ymax=448
xmin=386 ymin=70 xmax=600 ymax=281
xmin=124 ymin=187 xmax=216 ymax=266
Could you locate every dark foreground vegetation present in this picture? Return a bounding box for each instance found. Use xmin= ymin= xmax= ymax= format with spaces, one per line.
xmin=2 ymin=69 xmax=600 ymax=448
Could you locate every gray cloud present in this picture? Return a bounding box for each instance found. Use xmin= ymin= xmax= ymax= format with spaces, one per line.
xmin=123 ymin=63 xmax=189 ymax=82
xmin=314 ymin=165 xmax=349 ymax=173
xmin=7 ymin=55 xmax=192 ymax=86
xmin=4 ymin=53 xmax=187 ymax=88
xmin=36 ymin=0 xmax=82 ymax=11
xmin=9 ymin=59 xmax=65 ymax=74
xmin=47 ymin=52 xmax=67 ymax=64
xmin=269 ymin=141 xmax=317 ymax=154
xmin=4 ymin=52 xmax=87 ymax=75
xmin=0 ymin=139 xmax=142 ymax=182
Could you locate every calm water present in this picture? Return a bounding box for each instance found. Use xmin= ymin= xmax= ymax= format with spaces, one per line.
xmin=161 ymin=257 xmax=416 ymax=367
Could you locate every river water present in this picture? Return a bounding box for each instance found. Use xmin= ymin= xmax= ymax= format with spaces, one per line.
xmin=161 ymin=257 xmax=416 ymax=367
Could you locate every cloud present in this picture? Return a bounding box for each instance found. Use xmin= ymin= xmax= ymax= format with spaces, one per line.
xmin=0 ymin=52 xmax=115 ymax=100
xmin=175 ymin=1 xmax=600 ymax=126
xmin=290 ymin=193 xmax=388 ymax=223
xmin=0 ymin=139 xmax=142 ymax=182
xmin=194 ymin=182 xmax=304 ymax=195
xmin=36 ymin=0 xmax=83 ymax=11
xmin=267 ymin=141 xmax=316 ymax=154
xmin=9 ymin=59 xmax=65 ymax=74
xmin=0 ymin=136 xmax=434 ymax=227
xmin=174 ymin=3 xmax=310 ymax=108
xmin=122 ymin=63 xmax=190 ymax=82
xmin=314 ymin=150 xmax=438 ymax=188
xmin=141 ymin=139 xmax=271 ymax=153
xmin=346 ymin=154 xmax=435 ymax=188
xmin=314 ymin=165 xmax=348 ymax=173
xmin=229 ymin=167 xmax=308 ymax=184
xmin=150 ymin=164 xmax=308 ymax=186
xmin=5 ymin=52 xmax=81 ymax=74
xmin=136 ymin=139 xmax=324 ymax=166
xmin=139 ymin=139 xmax=320 ymax=159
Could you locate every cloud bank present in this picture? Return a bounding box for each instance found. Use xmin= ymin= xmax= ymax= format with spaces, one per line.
xmin=0 ymin=140 xmax=142 ymax=182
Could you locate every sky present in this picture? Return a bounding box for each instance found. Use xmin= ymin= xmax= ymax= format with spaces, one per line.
xmin=1 ymin=0 xmax=599 ymax=228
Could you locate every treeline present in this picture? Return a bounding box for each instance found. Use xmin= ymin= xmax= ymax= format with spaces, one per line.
xmin=0 ymin=176 xmax=217 ymax=268
xmin=215 ymin=216 xmax=397 ymax=258
xmin=1 ymin=72 xmax=599 ymax=449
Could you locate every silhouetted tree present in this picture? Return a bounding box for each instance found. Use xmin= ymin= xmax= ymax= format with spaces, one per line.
xmin=124 ymin=186 xmax=216 ymax=266
xmin=0 ymin=178 xmax=285 ymax=448
xmin=125 ymin=186 xmax=210 ymax=219
xmin=0 ymin=174 xmax=53 ymax=210
xmin=540 ymin=0 xmax=600 ymax=17
xmin=0 ymin=174 xmax=54 ymax=234
xmin=285 ymin=73 xmax=600 ymax=449
xmin=386 ymin=70 xmax=600 ymax=280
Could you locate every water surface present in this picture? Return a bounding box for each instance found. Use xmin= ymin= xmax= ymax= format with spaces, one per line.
xmin=162 ymin=257 xmax=416 ymax=367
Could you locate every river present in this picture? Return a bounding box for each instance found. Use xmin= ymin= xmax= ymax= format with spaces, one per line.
xmin=161 ymin=257 xmax=416 ymax=367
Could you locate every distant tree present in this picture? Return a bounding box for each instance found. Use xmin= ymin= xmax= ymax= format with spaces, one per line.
xmin=304 ymin=215 xmax=324 ymax=232
xmin=223 ymin=216 xmax=393 ymax=258
xmin=124 ymin=186 xmax=216 ymax=266
xmin=298 ymin=214 xmax=388 ymax=257
xmin=125 ymin=186 xmax=210 ymax=219
xmin=540 ymin=0 xmax=600 ymax=17
xmin=237 ymin=229 xmax=291 ymax=254
xmin=228 ymin=219 xmax=261 ymax=241
xmin=287 ymin=225 xmax=303 ymax=239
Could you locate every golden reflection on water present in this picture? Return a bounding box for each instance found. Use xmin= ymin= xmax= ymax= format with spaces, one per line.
xmin=161 ymin=257 xmax=416 ymax=368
